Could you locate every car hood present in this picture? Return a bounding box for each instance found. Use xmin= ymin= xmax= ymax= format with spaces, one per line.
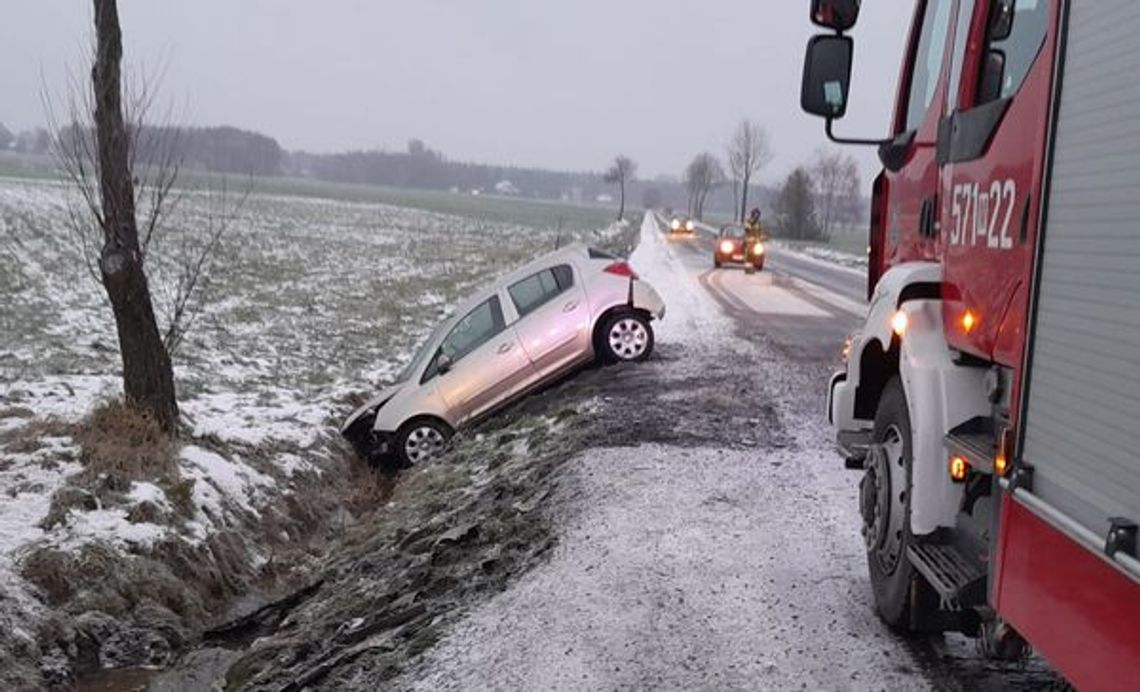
xmin=340 ymin=383 xmax=406 ymax=433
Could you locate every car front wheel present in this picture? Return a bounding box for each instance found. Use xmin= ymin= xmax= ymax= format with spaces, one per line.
xmin=599 ymin=311 xmax=654 ymax=363
xmin=395 ymin=418 xmax=453 ymax=468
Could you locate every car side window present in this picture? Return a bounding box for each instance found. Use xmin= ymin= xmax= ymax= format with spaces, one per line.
xmin=437 ymin=296 xmax=505 ymax=366
xmin=976 ymin=0 xmax=1048 ymax=104
xmin=551 ymin=264 xmax=574 ymax=291
xmin=508 ymin=265 xmax=571 ymax=318
xmin=902 ymin=0 xmax=954 ymax=132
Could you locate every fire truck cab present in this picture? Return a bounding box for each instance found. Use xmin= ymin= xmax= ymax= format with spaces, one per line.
xmin=802 ymin=0 xmax=1140 ymax=687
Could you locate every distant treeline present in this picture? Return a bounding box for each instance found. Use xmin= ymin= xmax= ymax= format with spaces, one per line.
xmin=5 ymin=119 xmax=776 ymax=216
xmin=287 ymin=139 xmax=614 ymax=201
xmin=54 ymin=124 xmax=284 ymax=177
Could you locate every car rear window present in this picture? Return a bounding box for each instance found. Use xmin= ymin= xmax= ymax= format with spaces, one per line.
xmin=588 ymin=247 xmax=618 ymax=260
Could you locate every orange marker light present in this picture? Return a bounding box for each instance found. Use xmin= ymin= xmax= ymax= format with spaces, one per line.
xmin=995 ymin=426 xmax=1012 ymax=477
xmin=949 ymin=455 xmax=969 ymax=482
xmin=891 ymin=310 xmax=909 ymax=337
xmin=961 ymin=310 xmax=978 ymax=333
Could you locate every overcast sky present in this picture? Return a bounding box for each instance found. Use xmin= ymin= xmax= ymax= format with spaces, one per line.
xmin=2 ymin=1 xmax=911 ymax=185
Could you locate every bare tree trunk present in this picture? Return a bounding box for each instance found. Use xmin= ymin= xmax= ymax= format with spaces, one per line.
xmin=739 ymin=171 xmax=751 ymax=222
xmin=92 ymin=0 xmax=178 ymax=430
xmin=731 ymin=178 xmax=740 ymax=222
xmin=617 ymin=177 xmax=625 ymax=221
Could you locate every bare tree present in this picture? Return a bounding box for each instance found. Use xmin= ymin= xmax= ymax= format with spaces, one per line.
xmin=683 ymin=152 xmax=725 ymax=220
xmin=51 ymin=0 xmax=239 ymax=430
xmin=811 ymin=148 xmax=861 ymax=240
xmin=726 ymin=119 xmax=774 ymax=222
xmin=603 ymin=155 xmax=637 ymax=221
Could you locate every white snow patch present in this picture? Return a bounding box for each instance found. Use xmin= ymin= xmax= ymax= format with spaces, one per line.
xmin=183 ymin=391 xmax=328 ymax=448
xmin=128 ymin=481 xmax=171 ymax=510
xmin=49 ymin=507 xmax=170 ymax=552
xmin=631 ymin=213 xmax=729 ymax=346
xmin=180 ymin=445 xmax=273 ymax=523
xmin=771 ymin=241 xmax=867 ymax=274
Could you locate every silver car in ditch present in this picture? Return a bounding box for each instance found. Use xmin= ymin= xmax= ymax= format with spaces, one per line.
xmin=341 ymin=243 xmax=665 ymax=468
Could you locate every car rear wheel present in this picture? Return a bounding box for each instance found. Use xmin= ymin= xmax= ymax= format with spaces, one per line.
xmin=599 ymin=311 xmax=654 ymax=363
xmin=395 ymin=418 xmax=453 ymax=467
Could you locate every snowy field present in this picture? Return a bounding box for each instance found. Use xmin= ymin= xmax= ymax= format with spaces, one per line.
xmin=0 ymin=175 xmax=631 ymax=685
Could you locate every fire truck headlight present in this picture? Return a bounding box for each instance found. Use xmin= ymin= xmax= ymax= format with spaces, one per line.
xmin=891 ymin=310 xmax=909 ymax=338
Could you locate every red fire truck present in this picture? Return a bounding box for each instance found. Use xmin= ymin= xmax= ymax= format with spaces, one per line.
xmin=801 ymin=0 xmax=1140 ymax=687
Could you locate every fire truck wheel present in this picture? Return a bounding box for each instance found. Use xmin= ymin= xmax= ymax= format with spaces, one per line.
xmin=863 ymin=377 xmax=935 ymax=632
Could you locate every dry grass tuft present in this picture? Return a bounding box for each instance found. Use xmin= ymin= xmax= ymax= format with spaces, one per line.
xmin=72 ymin=400 xmax=177 ymax=484
xmin=0 ymin=418 xmax=76 ymax=456
xmin=342 ymin=445 xmax=398 ymax=517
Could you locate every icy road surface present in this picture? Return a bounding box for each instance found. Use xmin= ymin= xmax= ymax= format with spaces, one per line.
xmin=399 ymin=215 xmax=1065 ymax=691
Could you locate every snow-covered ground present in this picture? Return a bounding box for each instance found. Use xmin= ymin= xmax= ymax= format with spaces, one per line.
xmin=772 ymin=239 xmax=868 ymax=272
xmin=0 ymin=175 xmax=634 ymax=687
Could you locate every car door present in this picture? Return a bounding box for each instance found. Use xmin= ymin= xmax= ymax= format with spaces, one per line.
xmin=507 ymin=264 xmax=590 ymax=378
xmin=427 ymin=295 xmax=534 ymax=424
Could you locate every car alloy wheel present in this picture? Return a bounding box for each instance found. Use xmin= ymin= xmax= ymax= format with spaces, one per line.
xmin=403 ymin=424 xmax=447 ymax=465
xmin=608 ymin=317 xmax=649 ymax=361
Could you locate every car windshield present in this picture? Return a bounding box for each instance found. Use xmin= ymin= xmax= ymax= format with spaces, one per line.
xmin=722 ymin=226 xmax=744 ymax=239
xmin=394 ymin=318 xmax=449 ymax=383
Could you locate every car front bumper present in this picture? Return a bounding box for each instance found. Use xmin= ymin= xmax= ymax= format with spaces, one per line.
xmin=341 ymin=413 xmax=396 ymax=465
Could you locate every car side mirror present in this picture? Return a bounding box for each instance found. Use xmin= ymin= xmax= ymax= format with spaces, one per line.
xmin=801 ymin=35 xmax=854 ymax=119
xmin=437 ymin=353 xmax=454 ymax=375
xmin=810 ymin=0 xmax=861 ymax=32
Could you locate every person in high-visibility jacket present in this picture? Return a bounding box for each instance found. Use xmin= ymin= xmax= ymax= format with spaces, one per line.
xmin=744 ymin=207 xmax=765 ymax=243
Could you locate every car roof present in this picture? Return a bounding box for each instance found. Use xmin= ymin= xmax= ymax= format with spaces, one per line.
xmin=448 ymin=242 xmax=590 ymax=317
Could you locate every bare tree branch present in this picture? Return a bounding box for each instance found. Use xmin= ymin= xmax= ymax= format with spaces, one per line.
xmin=160 ymin=176 xmax=250 ymax=356
xmin=811 ymin=147 xmax=861 ymax=241
xmin=603 ymin=155 xmax=637 ymax=222
xmin=683 ymin=153 xmax=725 ymax=220
xmin=726 ymin=120 xmax=774 ymax=222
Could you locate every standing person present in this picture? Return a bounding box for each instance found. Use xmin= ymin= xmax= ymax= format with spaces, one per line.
xmin=744 ymin=207 xmax=764 ymax=242
xmin=743 ymin=208 xmax=766 ymax=274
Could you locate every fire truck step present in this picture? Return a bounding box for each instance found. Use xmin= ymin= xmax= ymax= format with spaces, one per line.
xmin=907 ymin=542 xmax=985 ymax=610
xmin=837 ymin=430 xmax=873 ymax=470
xmin=944 ymin=417 xmax=997 ymax=474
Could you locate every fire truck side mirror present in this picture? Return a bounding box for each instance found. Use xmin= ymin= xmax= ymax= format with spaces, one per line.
xmin=987 ymin=0 xmax=1014 ymax=41
xmin=810 ymin=0 xmax=861 ymax=32
xmin=801 ymin=35 xmax=854 ymax=119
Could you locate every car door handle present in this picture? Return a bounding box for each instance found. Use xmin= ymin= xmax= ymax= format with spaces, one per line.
xmin=497 ymin=342 xmax=514 ymax=354
xmin=563 ymin=300 xmax=579 ymax=313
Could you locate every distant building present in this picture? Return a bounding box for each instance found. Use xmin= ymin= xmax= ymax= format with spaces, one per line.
xmin=494 ymin=180 xmax=520 ymax=196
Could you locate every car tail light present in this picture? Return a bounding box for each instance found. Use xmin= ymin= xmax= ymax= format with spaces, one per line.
xmin=604 ymin=261 xmax=639 ymax=280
